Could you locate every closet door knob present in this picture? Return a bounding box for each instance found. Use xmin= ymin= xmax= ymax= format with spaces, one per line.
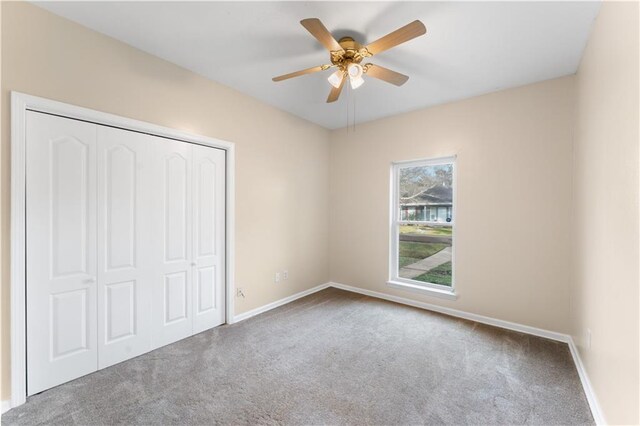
xmin=83 ymin=278 xmax=96 ymax=284
xmin=191 ymin=262 xmax=197 ymax=266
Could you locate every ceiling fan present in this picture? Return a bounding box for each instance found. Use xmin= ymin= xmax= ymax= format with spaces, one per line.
xmin=272 ymin=18 xmax=427 ymax=103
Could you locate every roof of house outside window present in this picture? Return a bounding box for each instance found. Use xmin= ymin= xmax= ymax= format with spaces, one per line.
xmin=401 ymin=183 xmax=453 ymax=206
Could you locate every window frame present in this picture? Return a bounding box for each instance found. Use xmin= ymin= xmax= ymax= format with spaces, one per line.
xmin=388 ymin=155 xmax=457 ymax=299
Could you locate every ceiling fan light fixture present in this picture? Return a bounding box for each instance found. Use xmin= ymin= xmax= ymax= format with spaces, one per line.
xmin=327 ymin=70 xmax=343 ymax=88
xmin=350 ymin=75 xmax=365 ymax=90
xmin=347 ymin=63 xmax=363 ymax=79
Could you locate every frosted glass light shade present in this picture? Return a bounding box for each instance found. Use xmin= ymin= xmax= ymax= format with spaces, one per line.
xmin=327 ymin=70 xmax=343 ymax=88
xmin=347 ymin=63 xmax=363 ymax=79
xmin=350 ymin=75 xmax=364 ymax=89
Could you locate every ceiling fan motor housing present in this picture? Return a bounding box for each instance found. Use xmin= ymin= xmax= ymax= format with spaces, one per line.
xmin=331 ymin=36 xmax=371 ymax=71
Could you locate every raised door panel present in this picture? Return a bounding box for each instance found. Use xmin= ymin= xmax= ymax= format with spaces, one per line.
xmin=196 ymin=159 xmax=216 ymax=258
xmin=106 ymin=145 xmax=136 ymax=270
xmin=164 ymin=154 xmax=189 ymax=263
xmin=150 ymin=139 xmax=193 ymax=347
xmin=192 ymin=145 xmax=225 ymax=333
xmin=97 ymin=126 xmax=153 ymax=369
xmin=50 ymin=289 xmax=90 ymax=359
xmin=196 ymin=266 xmax=216 ymax=314
xmin=105 ymin=281 xmax=136 ymax=342
xmin=50 ymin=137 xmax=90 ymax=278
xmin=26 ymin=111 xmax=98 ymax=396
xmin=165 ymin=272 xmax=188 ymax=323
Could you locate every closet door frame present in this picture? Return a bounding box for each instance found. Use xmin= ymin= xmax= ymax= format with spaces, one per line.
xmin=10 ymin=91 xmax=236 ymax=409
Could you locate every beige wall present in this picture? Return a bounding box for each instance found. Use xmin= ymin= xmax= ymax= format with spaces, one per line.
xmin=0 ymin=2 xmax=330 ymax=400
xmin=329 ymin=76 xmax=575 ymax=334
xmin=571 ymin=1 xmax=639 ymax=424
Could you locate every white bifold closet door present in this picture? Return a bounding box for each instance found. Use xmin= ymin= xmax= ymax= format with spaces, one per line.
xmin=96 ymin=126 xmax=154 ymax=369
xmin=190 ymin=144 xmax=226 ymax=335
xmin=26 ymin=111 xmax=225 ymax=396
xmin=26 ymin=112 xmax=99 ymax=395
xmin=149 ymin=138 xmax=194 ymax=347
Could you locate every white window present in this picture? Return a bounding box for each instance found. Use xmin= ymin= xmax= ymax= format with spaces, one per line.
xmin=389 ymin=156 xmax=456 ymax=299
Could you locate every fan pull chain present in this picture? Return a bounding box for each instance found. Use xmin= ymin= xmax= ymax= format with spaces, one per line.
xmin=344 ymin=83 xmax=357 ymax=132
xmin=353 ymin=90 xmax=356 ymax=132
xmin=346 ymin=82 xmax=351 ymax=131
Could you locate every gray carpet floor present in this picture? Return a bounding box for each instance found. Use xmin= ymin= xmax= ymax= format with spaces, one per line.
xmin=3 ymin=287 xmax=593 ymax=425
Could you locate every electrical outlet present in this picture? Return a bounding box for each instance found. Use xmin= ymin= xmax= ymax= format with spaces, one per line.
xmin=283 ymin=270 xmax=289 ymax=280
xmin=586 ymin=328 xmax=592 ymax=349
xmin=275 ymin=272 xmax=281 ymax=283
xmin=236 ymin=288 xmax=245 ymax=298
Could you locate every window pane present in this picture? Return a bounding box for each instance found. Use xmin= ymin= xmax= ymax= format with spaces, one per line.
xmin=397 ymin=163 xmax=453 ymax=287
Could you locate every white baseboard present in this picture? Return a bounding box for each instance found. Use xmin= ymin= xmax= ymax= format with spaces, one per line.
xmin=568 ymin=337 xmax=606 ymax=425
xmin=232 ymin=282 xmax=330 ymax=323
xmin=1 ymin=399 xmax=10 ymax=414
xmin=329 ymin=282 xmax=570 ymax=342
xmin=233 ymin=279 xmax=571 ymax=342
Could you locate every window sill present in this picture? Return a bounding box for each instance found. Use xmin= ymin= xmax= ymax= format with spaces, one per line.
xmin=387 ymin=280 xmax=458 ymax=300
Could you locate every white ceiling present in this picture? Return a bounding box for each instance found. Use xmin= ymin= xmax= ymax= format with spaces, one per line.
xmin=34 ymin=1 xmax=601 ymax=129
